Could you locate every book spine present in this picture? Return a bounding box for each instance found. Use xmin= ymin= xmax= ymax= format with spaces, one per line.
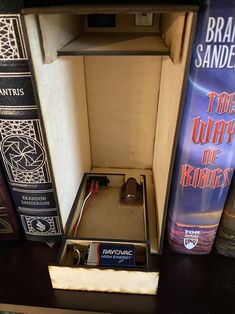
xmin=0 ymin=4 xmax=62 ymax=241
xmin=215 ymin=174 xmax=235 ymax=257
xmin=0 ymin=164 xmax=20 ymax=240
xmin=167 ymin=0 xmax=235 ymax=254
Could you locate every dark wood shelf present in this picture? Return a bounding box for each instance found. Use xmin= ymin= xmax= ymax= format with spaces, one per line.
xmin=22 ymin=4 xmax=199 ymax=15
xmin=58 ymin=33 xmax=169 ymax=56
xmin=0 ymin=239 xmax=235 ymax=313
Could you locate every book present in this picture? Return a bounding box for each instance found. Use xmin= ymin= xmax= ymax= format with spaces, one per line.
xmin=215 ymin=174 xmax=235 ymax=258
xmin=0 ymin=164 xmax=20 ymax=240
xmin=167 ymin=0 xmax=235 ymax=254
xmin=0 ymin=1 xmax=62 ymax=242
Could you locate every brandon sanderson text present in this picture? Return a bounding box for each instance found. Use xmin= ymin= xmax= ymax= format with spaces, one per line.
xmin=167 ymin=0 xmax=235 ymax=254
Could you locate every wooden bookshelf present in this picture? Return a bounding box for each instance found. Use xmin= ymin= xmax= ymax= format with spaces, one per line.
xmin=57 ymin=33 xmax=169 ymax=56
xmin=0 ymin=240 xmax=235 ymax=314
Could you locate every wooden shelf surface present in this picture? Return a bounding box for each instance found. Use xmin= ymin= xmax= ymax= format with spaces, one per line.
xmin=58 ymin=33 xmax=169 ymax=56
xmin=0 ymin=239 xmax=235 ymax=314
xmin=22 ymin=4 xmax=199 ymax=15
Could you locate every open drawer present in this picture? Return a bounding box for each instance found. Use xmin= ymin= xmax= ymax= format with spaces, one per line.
xmin=49 ymin=172 xmax=158 ymax=294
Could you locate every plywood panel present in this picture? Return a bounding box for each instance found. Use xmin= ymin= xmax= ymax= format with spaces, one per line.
xmin=58 ymin=33 xmax=169 ymax=56
xmin=161 ymin=12 xmax=186 ymax=64
xmin=85 ymin=56 xmax=161 ymax=169
xmin=153 ymin=12 xmax=195 ymax=248
xmin=0 ymin=304 xmax=96 ymax=314
xmin=22 ymin=4 xmax=198 ymax=15
xmin=91 ymin=168 xmax=158 ymax=253
xmin=49 ymin=266 xmax=159 ymax=295
xmin=76 ymin=186 xmax=145 ymax=241
xmin=25 ymin=15 xmax=91 ymax=227
xmin=38 ymin=14 xmax=84 ymax=63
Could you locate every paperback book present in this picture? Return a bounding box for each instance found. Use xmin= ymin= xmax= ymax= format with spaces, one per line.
xmin=168 ymin=0 xmax=235 ymax=254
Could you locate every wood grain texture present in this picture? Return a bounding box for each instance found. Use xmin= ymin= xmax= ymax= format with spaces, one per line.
xmin=38 ymin=14 xmax=84 ymax=63
xmin=84 ymin=56 xmax=161 ymax=170
xmin=161 ymin=12 xmax=186 ymax=64
xmin=0 ymin=304 xmax=99 ymax=314
xmin=49 ymin=265 xmax=159 ymax=295
xmin=76 ymin=186 xmax=146 ymax=241
xmin=1 ymin=240 xmax=235 ymax=313
xmin=22 ymin=4 xmax=199 ymax=15
xmin=90 ymin=168 xmax=158 ymax=253
xmin=58 ymin=33 xmax=169 ymax=56
xmin=25 ymin=15 xmax=91 ymax=227
xmin=152 ymin=12 xmax=194 ymax=249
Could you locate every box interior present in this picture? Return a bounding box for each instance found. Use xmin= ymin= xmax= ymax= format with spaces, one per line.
xmin=68 ymin=173 xmax=148 ymax=242
xmin=24 ymin=9 xmax=195 ymax=253
xmin=59 ymin=239 xmax=149 ymax=271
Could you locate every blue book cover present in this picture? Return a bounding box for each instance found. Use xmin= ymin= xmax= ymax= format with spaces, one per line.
xmin=168 ymin=0 xmax=235 ymax=254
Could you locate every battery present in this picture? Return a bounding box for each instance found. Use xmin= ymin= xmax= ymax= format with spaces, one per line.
xmin=87 ymin=242 xmax=136 ymax=268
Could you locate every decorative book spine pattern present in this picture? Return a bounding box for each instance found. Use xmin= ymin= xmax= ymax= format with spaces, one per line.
xmin=0 ymin=13 xmax=62 ymax=242
xmin=0 ymin=165 xmax=19 ymax=240
xmin=167 ymin=0 xmax=235 ymax=254
xmin=215 ymin=174 xmax=235 ymax=258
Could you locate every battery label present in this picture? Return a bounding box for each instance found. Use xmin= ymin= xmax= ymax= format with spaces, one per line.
xmin=87 ymin=242 xmax=135 ymax=267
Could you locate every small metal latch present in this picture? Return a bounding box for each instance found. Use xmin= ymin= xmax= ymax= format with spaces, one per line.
xmin=135 ymin=13 xmax=153 ymax=27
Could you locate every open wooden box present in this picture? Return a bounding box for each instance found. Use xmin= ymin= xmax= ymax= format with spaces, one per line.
xmin=23 ymin=4 xmax=198 ymax=295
